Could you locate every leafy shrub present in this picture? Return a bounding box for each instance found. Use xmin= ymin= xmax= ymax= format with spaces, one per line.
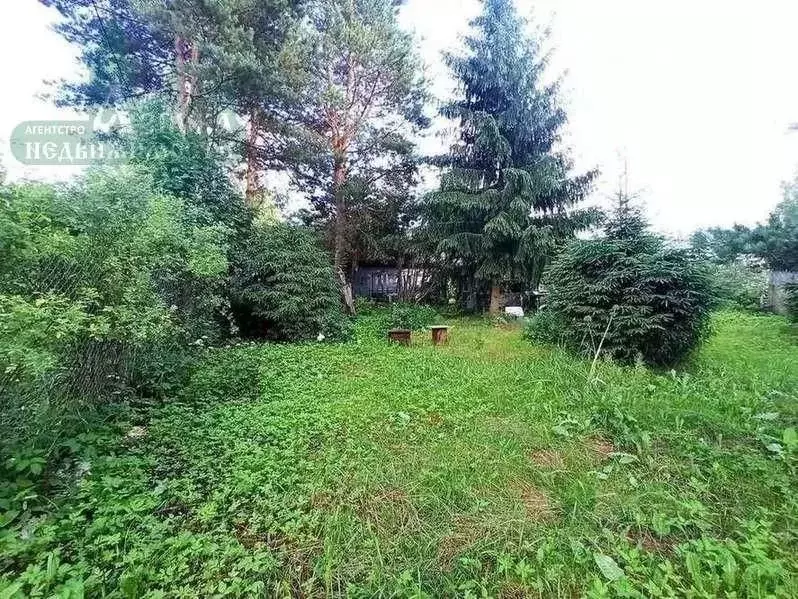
xmin=0 ymin=168 xmax=230 ymax=451
xmin=385 ymin=302 xmax=440 ymax=330
xmin=540 ymin=203 xmax=715 ymax=366
xmin=522 ymin=309 xmax=566 ymax=345
xmin=230 ymin=223 xmax=350 ymax=341
xmin=784 ymin=283 xmax=798 ymax=322
xmin=709 ymin=261 xmax=767 ymax=311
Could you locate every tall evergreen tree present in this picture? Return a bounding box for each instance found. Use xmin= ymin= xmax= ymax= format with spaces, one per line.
xmin=749 ymin=179 xmax=798 ymax=272
xmin=424 ymin=0 xmax=597 ymax=313
xmin=41 ymin=0 xmax=307 ymax=204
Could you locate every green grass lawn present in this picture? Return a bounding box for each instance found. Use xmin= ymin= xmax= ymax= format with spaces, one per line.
xmin=2 ymin=311 xmax=797 ymax=598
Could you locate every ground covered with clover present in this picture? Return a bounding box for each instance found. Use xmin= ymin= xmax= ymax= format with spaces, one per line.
xmin=2 ymin=311 xmax=797 ymax=597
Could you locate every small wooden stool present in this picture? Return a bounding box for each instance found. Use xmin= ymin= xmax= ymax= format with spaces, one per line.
xmin=430 ymin=325 xmax=450 ymax=346
xmin=387 ymin=329 xmax=411 ymax=345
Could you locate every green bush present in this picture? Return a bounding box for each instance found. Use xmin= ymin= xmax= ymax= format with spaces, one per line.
xmin=230 ymin=223 xmax=350 ymax=341
xmin=539 ymin=204 xmax=715 ymax=366
xmin=522 ymin=309 xmax=566 ymax=345
xmin=385 ymin=302 xmax=440 ymax=330
xmin=709 ymin=261 xmax=766 ymax=311
xmin=0 ymin=168 xmax=230 ymax=451
xmin=785 ymin=283 xmax=798 ymax=322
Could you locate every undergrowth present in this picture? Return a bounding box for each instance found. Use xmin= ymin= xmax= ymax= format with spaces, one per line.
xmin=1 ymin=311 xmax=796 ymax=597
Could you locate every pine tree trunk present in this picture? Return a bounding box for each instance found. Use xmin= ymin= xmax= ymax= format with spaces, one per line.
xmin=489 ymin=282 xmax=502 ymax=315
xmin=332 ymin=148 xmax=354 ymax=314
xmin=245 ymin=108 xmax=260 ymax=207
xmin=333 ymin=153 xmax=346 ymax=272
xmin=175 ymin=36 xmax=199 ymax=130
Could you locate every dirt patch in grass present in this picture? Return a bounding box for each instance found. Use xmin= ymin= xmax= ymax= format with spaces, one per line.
xmin=233 ymin=521 xmax=321 ymax=581
xmin=499 ymin=582 xmax=534 ymax=599
xmin=626 ymin=529 xmax=676 ymax=555
xmin=529 ymin=449 xmax=566 ymax=469
xmin=309 ymin=490 xmax=337 ymax=511
xmin=356 ymin=487 xmax=420 ymax=536
xmin=510 ymin=482 xmax=555 ymax=522
xmin=427 ymin=411 xmax=444 ymax=427
xmin=586 ymin=436 xmax=616 ymax=461
xmin=234 ymin=521 xmax=268 ymax=550
xmin=437 ymin=515 xmax=491 ymax=567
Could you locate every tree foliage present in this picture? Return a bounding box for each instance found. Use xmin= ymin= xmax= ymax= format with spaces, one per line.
xmin=534 ymin=195 xmax=714 ymax=366
xmin=423 ymin=0 xmax=597 ymax=312
xmin=41 ymin=0 xmax=309 ymax=207
xmin=294 ymin=0 xmax=428 ymax=276
xmin=0 ymin=168 xmax=230 ymax=449
xmin=41 ymin=0 xmax=305 ymax=123
xmin=121 ymin=98 xmax=249 ymax=228
xmin=749 ymin=186 xmax=798 ymax=271
xmin=230 ymin=223 xmax=350 ymax=341
xmin=691 ymin=174 xmax=798 ymax=272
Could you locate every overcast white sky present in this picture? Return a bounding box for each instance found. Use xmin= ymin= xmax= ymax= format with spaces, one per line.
xmin=2 ymin=0 xmax=798 ymax=235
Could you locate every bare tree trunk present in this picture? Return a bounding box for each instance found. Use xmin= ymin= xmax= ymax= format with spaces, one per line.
xmin=175 ymin=36 xmax=199 ymax=130
xmin=245 ymin=107 xmax=261 ymax=207
xmin=337 ymin=267 xmax=356 ymax=316
xmin=332 ymin=150 xmax=348 ymax=275
xmin=489 ymin=282 xmax=502 ymax=316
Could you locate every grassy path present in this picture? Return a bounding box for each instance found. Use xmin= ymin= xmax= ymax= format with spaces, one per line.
xmin=2 ymin=312 xmax=797 ymax=597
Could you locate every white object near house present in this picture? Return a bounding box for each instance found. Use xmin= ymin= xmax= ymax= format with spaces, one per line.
xmin=504 ymin=306 xmax=524 ymax=319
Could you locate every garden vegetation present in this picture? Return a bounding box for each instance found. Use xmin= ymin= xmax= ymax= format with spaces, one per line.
xmin=0 ymin=0 xmax=796 ymax=596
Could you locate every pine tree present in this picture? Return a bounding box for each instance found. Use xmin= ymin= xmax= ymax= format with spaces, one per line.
xmin=424 ymin=0 xmax=597 ymax=313
xmin=41 ymin=0 xmax=173 ymax=107
xmin=41 ymin=0 xmax=306 ymax=204
xmin=294 ymin=0 xmax=428 ymax=292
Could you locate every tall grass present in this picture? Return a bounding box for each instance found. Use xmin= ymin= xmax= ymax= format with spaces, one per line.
xmin=1 ymin=311 xmax=796 ymax=597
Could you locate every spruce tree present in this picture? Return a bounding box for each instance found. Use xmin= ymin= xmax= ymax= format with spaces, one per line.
xmin=424 ymin=0 xmax=597 ymax=313
xmin=533 ymin=179 xmax=715 ymax=367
